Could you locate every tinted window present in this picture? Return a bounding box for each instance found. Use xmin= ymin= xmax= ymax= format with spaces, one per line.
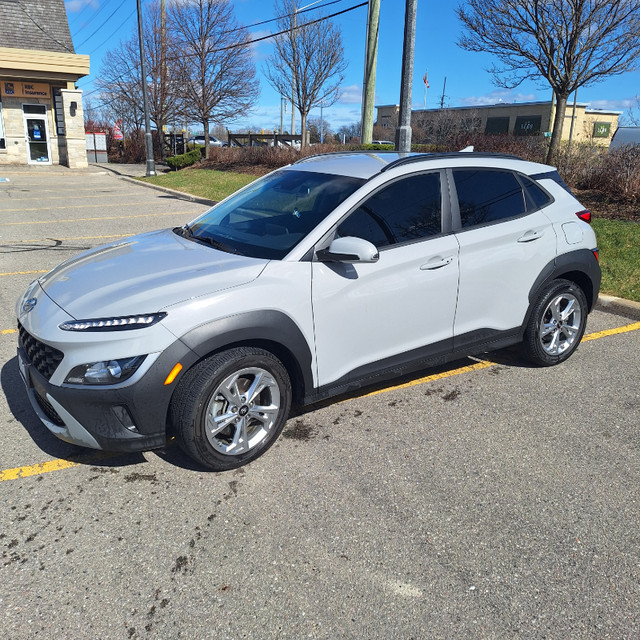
xmin=188 ymin=170 xmax=364 ymax=259
xmin=520 ymin=175 xmax=552 ymax=211
xmin=338 ymin=173 xmax=441 ymax=248
xmin=454 ymin=170 xmax=525 ymax=228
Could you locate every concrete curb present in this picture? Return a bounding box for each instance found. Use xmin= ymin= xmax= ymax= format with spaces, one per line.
xmin=595 ymin=294 xmax=640 ymax=321
xmin=96 ymin=164 xmax=217 ymax=207
xmin=119 ymin=175 xmax=217 ymax=206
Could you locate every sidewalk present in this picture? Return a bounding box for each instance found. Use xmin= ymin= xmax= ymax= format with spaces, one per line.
xmin=91 ymin=162 xmax=171 ymax=177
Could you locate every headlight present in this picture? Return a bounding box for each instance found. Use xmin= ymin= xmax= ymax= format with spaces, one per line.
xmin=65 ymin=356 xmax=146 ymax=385
xmin=59 ymin=313 xmax=166 ymax=332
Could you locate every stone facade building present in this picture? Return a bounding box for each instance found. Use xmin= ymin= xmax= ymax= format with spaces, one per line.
xmin=376 ymin=101 xmax=621 ymax=146
xmin=0 ymin=0 xmax=89 ymax=168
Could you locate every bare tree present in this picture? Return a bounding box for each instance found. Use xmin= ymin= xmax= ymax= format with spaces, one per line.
xmin=169 ymin=0 xmax=259 ymax=158
xmin=265 ymin=0 xmax=347 ymax=147
xmin=457 ymin=0 xmax=640 ymax=162
xmin=95 ymin=1 xmax=180 ymax=142
xmin=625 ymin=95 xmax=640 ymax=125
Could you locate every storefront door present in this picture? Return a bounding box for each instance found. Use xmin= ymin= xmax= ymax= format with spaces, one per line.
xmin=22 ymin=105 xmax=51 ymax=164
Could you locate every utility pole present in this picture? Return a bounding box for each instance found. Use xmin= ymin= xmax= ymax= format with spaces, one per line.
xmin=395 ymin=0 xmax=417 ymax=152
xmin=360 ymin=0 xmax=380 ymax=144
xmin=137 ymin=0 xmax=156 ymax=176
xmin=440 ymin=76 xmax=446 ymax=109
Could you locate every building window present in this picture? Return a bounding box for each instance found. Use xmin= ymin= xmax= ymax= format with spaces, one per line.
xmin=485 ymin=117 xmax=510 ymax=135
xmin=0 ymin=98 xmax=5 ymax=149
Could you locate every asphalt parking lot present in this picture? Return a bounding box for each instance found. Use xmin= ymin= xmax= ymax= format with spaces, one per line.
xmin=1 ymin=169 xmax=639 ymax=639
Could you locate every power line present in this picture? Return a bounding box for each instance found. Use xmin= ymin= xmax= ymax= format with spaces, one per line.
xmin=87 ymin=6 xmax=138 ymax=55
xmin=76 ymin=0 xmax=129 ymax=48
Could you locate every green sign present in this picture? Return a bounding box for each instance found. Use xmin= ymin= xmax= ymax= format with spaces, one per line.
xmin=593 ymin=122 xmax=611 ymax=138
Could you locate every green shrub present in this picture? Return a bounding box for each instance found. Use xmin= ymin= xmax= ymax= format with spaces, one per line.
xmin=166 ymin=148 xmax=202 ymax=170
xmin=361 ymin=143 xmax=395 ymax=151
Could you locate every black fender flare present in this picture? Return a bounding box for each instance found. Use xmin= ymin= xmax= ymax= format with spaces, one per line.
xmin=179 ymin=310 xmax=315 ymax=401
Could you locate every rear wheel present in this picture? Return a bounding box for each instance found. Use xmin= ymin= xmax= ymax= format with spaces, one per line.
xmin=522 ymin=279 xmax=588 ymax=366
xmin=170 ymin=347 xmax=292 ymax=470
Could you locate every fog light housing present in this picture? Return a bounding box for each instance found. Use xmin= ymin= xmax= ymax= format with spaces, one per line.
xmin=65 ymin=356 xmax=146 ymax=385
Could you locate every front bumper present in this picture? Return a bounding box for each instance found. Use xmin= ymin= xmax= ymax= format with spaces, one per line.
xmin=17 ymin=337 xmax=199 ymax=453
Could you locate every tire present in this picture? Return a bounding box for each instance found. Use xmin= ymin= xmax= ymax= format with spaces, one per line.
xmin=521 ymin=279 xmax=588 ymax=366
xmin=170 ymin=347 xmax=292 ymax=471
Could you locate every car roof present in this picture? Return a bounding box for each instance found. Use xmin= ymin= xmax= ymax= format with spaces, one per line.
xmin=290 ymin=151 xmax=553 ymax=180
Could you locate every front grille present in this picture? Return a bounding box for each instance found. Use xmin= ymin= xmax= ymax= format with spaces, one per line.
xmin=18 ymin=323 xmax=64 ymax=381
xmin=34 ymin=389 xmax=65 ymax=426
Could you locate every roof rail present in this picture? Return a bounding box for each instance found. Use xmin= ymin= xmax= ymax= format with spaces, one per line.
xmin=293 ymin=150 xmax=400 ymax=165
xmin=380 ymin=151 xmax=524 ymax=172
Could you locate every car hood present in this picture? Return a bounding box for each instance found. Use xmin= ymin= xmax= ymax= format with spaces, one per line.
xmin=38 ymin=229 xmax=268 ymax=319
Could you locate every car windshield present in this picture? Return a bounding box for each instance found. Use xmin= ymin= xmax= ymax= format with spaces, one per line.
xmin=183 ymin=169 xmax=365 ymax=259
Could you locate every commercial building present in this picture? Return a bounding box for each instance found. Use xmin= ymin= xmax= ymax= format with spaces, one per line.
xmin=0 ymin=0 xmax=89 ymax=168
xmin=375 ymin=100 xmax=620 ymax=145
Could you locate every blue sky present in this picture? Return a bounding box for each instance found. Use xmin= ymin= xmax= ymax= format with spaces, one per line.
xmin=67 ymin=0 xmax=640 ymax=132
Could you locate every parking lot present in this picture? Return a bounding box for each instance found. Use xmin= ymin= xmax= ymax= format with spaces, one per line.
xmin=1 ymin=169 xmax=639 ymax=639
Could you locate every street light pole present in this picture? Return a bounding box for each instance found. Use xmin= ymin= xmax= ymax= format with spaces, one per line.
xmin=395 ymin=0 xmax=417 ymax=153
xmin=137 ymin=0 xmax=156 ymax=176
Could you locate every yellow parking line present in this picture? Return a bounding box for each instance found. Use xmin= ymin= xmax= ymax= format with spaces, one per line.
xmin=0 ymin=210 xmax=197 ymax=226
xmin=0 ymin=201 xmax=161 ymax=213
xmin=356 ymin=361 xmax=495 ymax=399
xmin=12 ymin=234 xmax=132 ymax=243
xmin=581 ymin=322 xmax=640 ymax=341
xmin=0 ymin=270 xmax=48 ymax=277
xmin=2 ymin=321 xmax=639 ymax=481
xmin=1 ymin=328 xmax=17 ymax=334
xmin=3 ymin=192 xmax=136 ymax=202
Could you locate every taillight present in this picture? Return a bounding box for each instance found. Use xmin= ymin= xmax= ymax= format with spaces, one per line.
xmin=592 ymin=248 xmax=599 ymax=262
xmin=576 ymin=210 xmax=592 ymax=223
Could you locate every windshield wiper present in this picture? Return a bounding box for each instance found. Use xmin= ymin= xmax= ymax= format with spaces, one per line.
xmin=174 ymin=224 xmax=193 ymax=238
xmin=193 ymin=235 xmax=244 ymax=256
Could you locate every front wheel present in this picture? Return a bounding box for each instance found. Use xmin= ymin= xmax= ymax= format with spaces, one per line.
xmin=521 ymin=279 xmax=588 ymax=366
xmin=170 ymin=347 xmax=292 ymax=470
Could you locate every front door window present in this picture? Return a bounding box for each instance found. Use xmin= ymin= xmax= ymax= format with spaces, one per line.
xmin=22 ymin=105 xmax=51 ymax=164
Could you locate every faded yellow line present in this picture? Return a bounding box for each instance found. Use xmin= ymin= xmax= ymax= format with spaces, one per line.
xmin=581 ymin=321 xmax=640 ymax=341
xmin=1 ymin=328 xmax=17 ymax=334
xmin=13 ymin=234 xmax=132 ymax=243
xmin=0 ymin=210 xmax=197 ymax=226
xmin=0 ymin=269 xmax=48 ymax=277
xmin=0 ymin=201 xmax=160 ymax=213
xmin=0 ymin=458 xmax=79 ymax=481
xmin=2 ymin=321 xmax=640 ymax=481
xmin=3 ymin=192 xmax=134 ymax=202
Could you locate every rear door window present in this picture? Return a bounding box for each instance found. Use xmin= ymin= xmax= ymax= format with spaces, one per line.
xmin=453 ymin=169 xmax=526 ymax=228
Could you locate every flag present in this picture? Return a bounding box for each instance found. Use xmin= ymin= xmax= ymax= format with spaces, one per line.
xmin=423 ymin=71 xmax=429 ymax=89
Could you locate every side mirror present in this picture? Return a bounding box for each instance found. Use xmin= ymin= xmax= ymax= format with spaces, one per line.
xmin=316 ymin=236 xmax=379 ymax=263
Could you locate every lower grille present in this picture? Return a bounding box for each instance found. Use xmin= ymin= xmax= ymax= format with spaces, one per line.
xmin=18 ymin=323 xmax=64 ymax=380
xmin=34 ymin=389 xmax=65 ymax=426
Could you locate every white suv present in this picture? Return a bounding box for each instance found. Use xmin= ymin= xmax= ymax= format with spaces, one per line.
xmin=17 ymin=152 xmax=601 ymax=470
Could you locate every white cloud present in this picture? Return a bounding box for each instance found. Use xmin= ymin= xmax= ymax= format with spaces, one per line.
xmin=587 ymin=98 xmax=635 ymax=111
xmin=458 ymin=89 xmax=538 ymax=107
xmin=338 ymin=84 xmax=362 ymax=105
xmin=65 ymin=0 xmax=99 ymax=13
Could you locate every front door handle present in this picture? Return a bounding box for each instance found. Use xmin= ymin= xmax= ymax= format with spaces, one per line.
xmin=518 ymin=230 xmax=543 ymax=243
xmin=420 ymin=256 xmax=453 ymax=270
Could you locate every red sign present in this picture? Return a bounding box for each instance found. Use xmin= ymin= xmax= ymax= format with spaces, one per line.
xmin=113 ymin=121 xmax=124 ymax=141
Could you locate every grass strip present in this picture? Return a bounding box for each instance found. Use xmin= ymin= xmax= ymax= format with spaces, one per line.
xmin=139 ymin=169 xmax=258 ymax=202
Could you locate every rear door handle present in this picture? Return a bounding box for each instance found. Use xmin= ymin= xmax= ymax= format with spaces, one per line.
xmin=420 ymin=256 xmax=453 ymax=270
xmin=518 ymin=230 xmax=543 ymax=243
